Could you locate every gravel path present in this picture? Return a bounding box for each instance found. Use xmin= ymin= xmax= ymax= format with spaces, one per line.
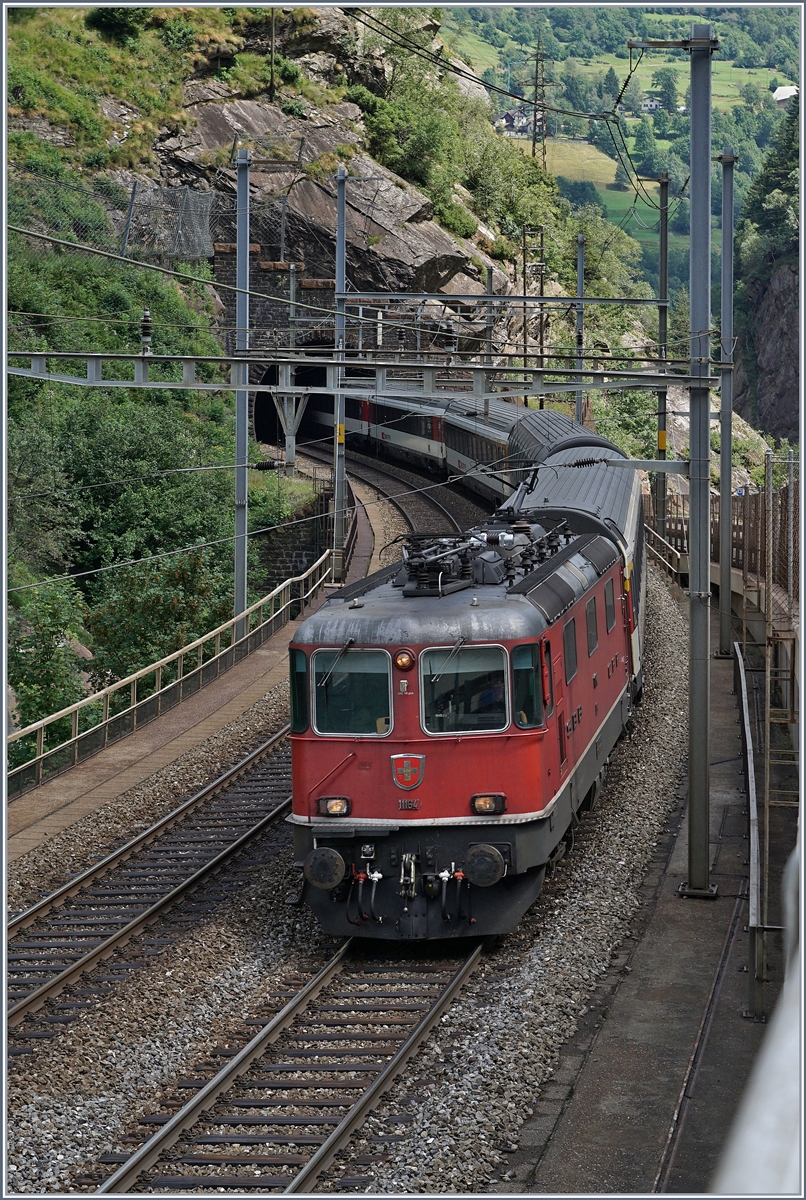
xmin=6 ymin=679 xmax=292 ymax=916
xmin=8 ymin=568 xmax=688 ymax=1195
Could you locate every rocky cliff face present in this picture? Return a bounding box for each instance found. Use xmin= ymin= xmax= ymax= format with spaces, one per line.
xmin=155 ymin=89 xmax=508 ymax=300
xmin=734 ymin=259 xmax=799 ymax=442
xmin=146 ymin=5 xmax=509 ymax=307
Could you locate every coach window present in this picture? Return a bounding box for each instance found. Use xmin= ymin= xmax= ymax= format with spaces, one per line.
xmin=604 ymin=577 xmax=617 ymax=632
xmin=586 ymin=597 xmax=598 ymax=656
xmin=422 ymin=645 xmax=508 ymax=734
xmin=289 ymin=649 xmax=308 ymax=732
xmin=512 ymin=644 xmax=543 ymax=729
xmin=313 ymin=648 xmax=392 ymax=736
xmin=563 ymin=619 xmax=578 ymax=684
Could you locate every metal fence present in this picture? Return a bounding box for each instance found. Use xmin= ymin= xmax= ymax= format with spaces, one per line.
xmin=7 ymin=551 xmax=332 ymax=800
xmin=734 ymin=643 xmax=764 ymax=1019
xmin=645 ymin=472 xmax=800 ymax=617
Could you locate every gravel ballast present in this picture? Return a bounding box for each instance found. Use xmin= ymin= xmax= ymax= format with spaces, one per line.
xmin=7 ymin=679 xmax=292 ymax=916
xmin=7 ymin=825 xmax=325 ymax=1194
xmin=8 ymin=568 xmax=688 ymax=1195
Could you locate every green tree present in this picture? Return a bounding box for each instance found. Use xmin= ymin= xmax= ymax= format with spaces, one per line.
xmin=86 ymin=551 xmax=232 ymax=686
xmin=591 ymin=389 xmax=657 ymax=458
xmin=633 ymin=117 xmax=657 ymax=171
xmin=8 ymin=582 xmax=87 ymax=743
xmin=652 ymin=108 xmax=671 ymax=138
xmin=622 ymin=76 xmax=644 ymax=116
xmin=668 ymin=285 xmax=690 ymax=360
xmin=614 ymin=162 xmax=632 ymax=189
xmin=651 ymin=67 xmax=679 ymax=114
xmin=85 ymin=7 xmax=151 ymax=41
xmin=603 ymin=66 xmax=620 ymax=101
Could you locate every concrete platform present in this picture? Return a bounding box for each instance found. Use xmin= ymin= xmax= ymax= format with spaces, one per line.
xmin=494 ymin=603 xmax=794 ymax=1194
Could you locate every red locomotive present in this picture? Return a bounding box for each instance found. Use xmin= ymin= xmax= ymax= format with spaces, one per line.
xmin=288 ymin=414 xmax=645 ymax=939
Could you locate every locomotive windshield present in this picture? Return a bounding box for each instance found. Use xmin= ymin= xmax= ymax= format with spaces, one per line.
xmin=421 ymin=646 xmax=508 ymax=734
xmin=313 ymin=648 xmax=392 ymax=736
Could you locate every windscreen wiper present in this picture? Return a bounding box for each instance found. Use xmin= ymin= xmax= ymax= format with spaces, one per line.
xmin=317 ymin=637 xmax=355 ymax=689
xmin=430 ymin=636 xmax=466 ymax=685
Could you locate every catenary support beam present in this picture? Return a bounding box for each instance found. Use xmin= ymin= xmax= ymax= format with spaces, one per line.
xmin=683 ymin=23 xmax=718 ymax=900
xmin=333 ymin=164 xmax=347 ymax=582
xmin=575 ymin=234 xmax=585 ymax=425
xmin=718 ymin=148 xmax=736 ymax=657
xmin=234 ymin=147 xmax=250 ymax=641
xmin=656 ymin=171 xmax=669 ymax=541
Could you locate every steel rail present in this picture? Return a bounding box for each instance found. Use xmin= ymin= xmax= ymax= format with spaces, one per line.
xmin=96 ymin=943 xmax=355 ymax=1193
xmin=8 ymin=727 xmax=290 ymax=937
xmin=8 ymin=731 xmax=291 ymax=1026
xmin=303 ymin=445 xmax=464 ymax=536
xmin=95 ymin=942 xmax=481 ymax=1194
xmin=284 ymin=942 xmax=482 ymax=1193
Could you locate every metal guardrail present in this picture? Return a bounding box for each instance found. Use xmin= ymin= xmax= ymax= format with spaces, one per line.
xmin=734 ymin=641 xmax=763 ymax=1019
xmin=645 ymin=523 xmax=683 ymax=579
xmin=7 ymin=551 xmax=332 ymax=799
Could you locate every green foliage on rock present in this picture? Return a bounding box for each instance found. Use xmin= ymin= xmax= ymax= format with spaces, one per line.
xmin=590 ymin=390 xmax=657 ymax=460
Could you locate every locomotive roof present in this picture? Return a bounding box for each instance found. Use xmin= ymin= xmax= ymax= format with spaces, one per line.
xmin=503 ymin=445 xmax=642 ymax=552
xmin=293 ymin=527 xmax=617 ymax=649
xmin=294 ymin=580 xmax=550 ymax=647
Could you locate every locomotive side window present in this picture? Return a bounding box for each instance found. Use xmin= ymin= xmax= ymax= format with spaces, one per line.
xmin=605 ymin=578 xmax=616 ymax=632
xmin=563 ymin=619 xmax=578 ymax=684
xmin=421 ymin=646 xmax=508 ymax=734
xmin=289 ymin=649 xmax=308 ymax=733
xmin=586 ymin=597 xmax=598 ymax=656
xmin=313 ymin=649 xmax=392 ymax=736
xmin=512 ymin=644 xmax=544 ymax=729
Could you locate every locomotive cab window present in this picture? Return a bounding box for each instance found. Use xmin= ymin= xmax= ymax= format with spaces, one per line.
xmin=422 ymin=645 xmax=508 ymax=734
xmin=313 ymin=648 xmax=392 ymax=736
xmin=563 ymin=619 xmax=578 ymax=684
xmin=512 ymin=644 xmax=544 ymax=729
xmin=586 ymin=597 xmax=598 ymax=656
xmin=289 ymin=649 xmax=308 ymax=732
xmin=604 ymin=577 xmax=616 ymax=632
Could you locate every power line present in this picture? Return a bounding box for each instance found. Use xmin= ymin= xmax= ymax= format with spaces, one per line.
xmin=349 ymin=8 xmax=608 ymax=124
xmin=11 ymin=463 xmax=243 ymax=501
xmin=6 ymin=458 xmax=545 ymax=595
xmin=9 ymin=310 xmax=214 ymax=332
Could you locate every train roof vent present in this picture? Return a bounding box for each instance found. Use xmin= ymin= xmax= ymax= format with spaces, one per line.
xmin=526 ymin=575 xmax=576 ymax=622
xmin=580 ymin=535 xmax=620 ymax=576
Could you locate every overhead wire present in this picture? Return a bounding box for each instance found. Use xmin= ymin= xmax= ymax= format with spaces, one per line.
xmin=5 ymin=457 xmax=548 ymax=595
xmin=349 ymin=7 xmax=609 ymax=124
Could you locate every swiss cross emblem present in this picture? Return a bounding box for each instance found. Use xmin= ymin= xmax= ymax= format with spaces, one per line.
xmin=391 ymin=754 xmax=424 ymax=791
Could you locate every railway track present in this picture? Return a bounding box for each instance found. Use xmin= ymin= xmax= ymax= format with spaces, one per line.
xmin=300 ymin=444 xmax=488 ymax=536
xmin=7 ymin=728 xmax=293 ymax=1040
xmin=92 ymin=942 xmax=482 ymax=1194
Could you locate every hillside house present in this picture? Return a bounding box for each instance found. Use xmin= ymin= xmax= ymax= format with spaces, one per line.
xmin=773 ymin=85 xmax=798 ymax=109
xmin=496 ymin=104 xmax=542 ymax=137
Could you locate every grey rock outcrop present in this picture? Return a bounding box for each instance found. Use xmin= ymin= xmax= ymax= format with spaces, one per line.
xmin=154 ymin=96 xmax=508 ymax=298
xmin=734 ymin=259 xmax=799 ymax=442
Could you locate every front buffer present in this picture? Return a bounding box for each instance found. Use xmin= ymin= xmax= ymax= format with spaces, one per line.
xmin=291 ymin=820 xmax=550 ymax=940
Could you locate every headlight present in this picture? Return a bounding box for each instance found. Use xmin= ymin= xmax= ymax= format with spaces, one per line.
xmin=318 ymin=796 xmax=351 ymax=816
xmin=394 ymin=648 xmax=416 ymax=670
xmin=471 ymin=793 xmax=506 ymax=815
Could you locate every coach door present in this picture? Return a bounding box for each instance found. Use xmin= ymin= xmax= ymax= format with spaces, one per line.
xmin=552 ymin=645 xmax=569 ymax=778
